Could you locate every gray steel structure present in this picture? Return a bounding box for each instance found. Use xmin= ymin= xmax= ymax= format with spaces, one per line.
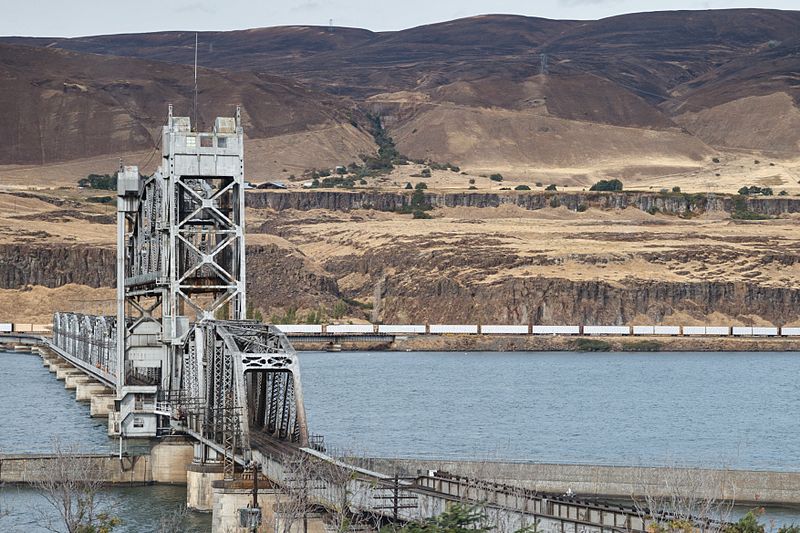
xmin=54 ymin=107 xmax=307 ymax=468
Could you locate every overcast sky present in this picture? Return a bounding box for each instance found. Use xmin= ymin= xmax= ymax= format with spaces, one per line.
xmin=1 ymin=0 xmax=797 ymax=37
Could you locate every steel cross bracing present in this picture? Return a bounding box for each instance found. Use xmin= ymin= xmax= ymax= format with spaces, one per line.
xmin=52 ymin=106 xmax=308 ymax=462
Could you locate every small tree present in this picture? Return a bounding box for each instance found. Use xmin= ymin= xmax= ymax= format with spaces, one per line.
xmin=515 ymin=185 xmax=531 ymax=191
xmin=331 ymin=300 xmax=347 ymax=320
xmin=672 ymin=186 xmax=681 ymax=193
xmin=156 ymin=506 xmax=189 ymax=533
xmin=589 ymin=179 xmax=623 ymax=192
xmin=545 ymin=184 xmax=557 ymax=191
xmin=246 ymin=303 xmax=263 ymax=322
xmin=489 ymin=174 xmax=503 ymax=182
xmin=631 ymin=463 xmax=735 ymax=533
xmin=415 ymin=182 xmax=427 ymax=190
xmin=724 ymin=509 xmax=765 ymax=533
xmin=34 ymin=440 xmax=122 ymax=533
xmin=404 ymin=182 xmax=413 ymax=190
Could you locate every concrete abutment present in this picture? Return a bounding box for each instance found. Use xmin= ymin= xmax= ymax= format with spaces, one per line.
xmin=187 ymin=463 xmax=226 ymax=512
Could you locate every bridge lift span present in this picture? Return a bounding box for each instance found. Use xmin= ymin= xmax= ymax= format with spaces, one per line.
xmin=72 ymin=106 xmax=308 ymax=475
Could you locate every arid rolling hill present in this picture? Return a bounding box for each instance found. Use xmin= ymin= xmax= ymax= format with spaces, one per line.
xmin=2 ymin=9 xmax=799 ymax=178
xmin=0 ymin=43 xmax=374 ymax=175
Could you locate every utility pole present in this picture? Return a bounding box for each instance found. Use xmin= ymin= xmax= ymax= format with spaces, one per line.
xmin=251 ymin=461 xmax=259 ymax=533
xmin=193 ymin=33 xmax=199 ymax=132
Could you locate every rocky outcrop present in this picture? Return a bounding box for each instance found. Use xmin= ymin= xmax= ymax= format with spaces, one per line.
xmin=378 ymin=277 xmax=800 ymax=327
xmin=0 ymin=243 xmax=341 ymax=315
xmin=247 ymin=190 xmax=799 ymax=216
xmin=247 ymin=244 xmax=340 ymax=312
xmin=0 ymin=244 xmax=115 ymax=288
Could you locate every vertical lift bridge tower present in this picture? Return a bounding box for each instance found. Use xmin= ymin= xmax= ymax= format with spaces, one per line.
xmin=114 ymin=107 xmax=307 ymax=472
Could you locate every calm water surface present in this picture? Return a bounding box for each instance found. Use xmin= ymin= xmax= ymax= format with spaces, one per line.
xmin=2 ymin=349 xmax=799 ymax=530
xmin=298 ymin=351 xmax=799 ymax=470
xmin=0 ymin=351 xmax=211 ymax=532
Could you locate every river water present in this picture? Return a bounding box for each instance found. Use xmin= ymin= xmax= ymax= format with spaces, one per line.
xmin=299 ymin=351 xmax=799 ymax=471
xmin=1 ymin=349 xmax=799 ymax=531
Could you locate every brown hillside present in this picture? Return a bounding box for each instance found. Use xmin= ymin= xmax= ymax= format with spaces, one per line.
xmin=2 ymin=9 xmax=800 ymax=171
xmin=0 ymin=43 xmax=374 ymax=166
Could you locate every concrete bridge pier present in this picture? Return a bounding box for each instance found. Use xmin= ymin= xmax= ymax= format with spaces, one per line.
xmin=210 ymin=479 xmax=327 ymax=533
xmin=65 ymin=373 xmax=93 ymax=390
xmin=76 ymin=381 xmax=111 ymax=402
xmin=90 ymin=392 xmax=116 ymax=417
xmin=187 ymin=444 xmax=226 ymax=512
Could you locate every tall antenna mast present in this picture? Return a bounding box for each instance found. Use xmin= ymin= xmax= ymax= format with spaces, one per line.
xmin=193 ymin=33 xmax=198 ymax=131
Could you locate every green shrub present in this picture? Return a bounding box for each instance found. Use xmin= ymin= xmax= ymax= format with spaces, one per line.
xmin=779 ymin=190 xmax=788 ymax=196
xmin=623 ymin=340 xmax=662 ymax=352
xmin=412 ymin=209 xmax=432 ymax=219
xmin=731 ymin=197 xmax=770 ymax=219
xmin=545 ymin=184 xmax=557 ymax=191
xmin=515 ymin=185 xmax=531 ymax=191
xmin=420 ymin=168 xmax=432 ymax=178
xmin=732 ymin=210 xmax=770 ymax=220
xmin=489 ymin=173 xmax=504 ymax=182
xmin=78 ymin=173 xmax=117 ymax=190
xmin=549 ymin=196 xmax=560 ymax=208
xmin=330 ymin=300 xmax=347 ymax=319
xmin=246 ymin=303 xmax=263 ymax=322
xmin=738 ymin=185 xmax=773 ymax=196
xmin=270 ymin=306 xmax=298 ymax=324
xmin=316 ymin=176 xmax=355 ymax=189
xmin=415 ymin=182 xmax=428 ymax=190
xmin=589 ymin=179 xmax=623 ymax=192
xmin=468 ymin=186 xmax=477 ymax=190
xmin=672 ymin=186 xmax=681 ymax=193
xmin=404 ymin=182 xmax=413 ymax=190
xmin=575 ymin=338 xmax=611 ymax=352
xmin=724 ymin=509 xmax=765 ymax=533
xmin=86 ymin=195 xmax=113 ymax=203
xmin=576 ymin=204 xmax=588 ymax=212
xmin=535 ymin=182 xmax=543 ymax=187
xmin=305 ymin=307 xmax=326 ymax=324
xmin=468 ymin=178 xmax=475 ymax=184
xmin=712 ymin=157 xmax=720 ymax=163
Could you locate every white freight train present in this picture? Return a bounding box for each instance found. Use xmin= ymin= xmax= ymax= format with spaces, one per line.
xmin=269 ymin=324 xmax=800 ymax=337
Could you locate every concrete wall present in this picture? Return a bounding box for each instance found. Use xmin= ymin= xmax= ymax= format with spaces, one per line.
xmin=356 ymin=458 xmax=800 ymax=505
xmin=0 ymin=441 xmax=193 ymax=486
xmin=149 ymin=439 xmax=194 ymax=484
xmin=0 ymin=454 xmax=151 ymax=484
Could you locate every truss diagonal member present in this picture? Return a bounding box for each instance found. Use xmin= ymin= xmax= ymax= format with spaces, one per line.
xmin=175 ymin=233 xmax=239 ymax=284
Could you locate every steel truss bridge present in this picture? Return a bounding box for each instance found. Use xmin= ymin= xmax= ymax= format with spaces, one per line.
xmin=49 ymin=107 xmax=308 ymax=480
xmin=40 ymin=107 xmax=690 ymax=532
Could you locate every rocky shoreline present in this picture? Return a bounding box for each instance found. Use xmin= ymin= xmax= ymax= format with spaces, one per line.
xmin=292 ymin=334 xmax=800 ymax=352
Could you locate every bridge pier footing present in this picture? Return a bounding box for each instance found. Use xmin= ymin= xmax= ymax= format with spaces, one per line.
xmin=90 ymin=392 xmax=116 ymax=417
xmin=187 ymin=462 xmax=225 ymax=512
xmin=210 ymin=479 xmax=326 ymax=533
xmin=76 ymin=382 xmax=111 ymax=402
xmin=65 ymin=373 xmax=93 ymax=390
